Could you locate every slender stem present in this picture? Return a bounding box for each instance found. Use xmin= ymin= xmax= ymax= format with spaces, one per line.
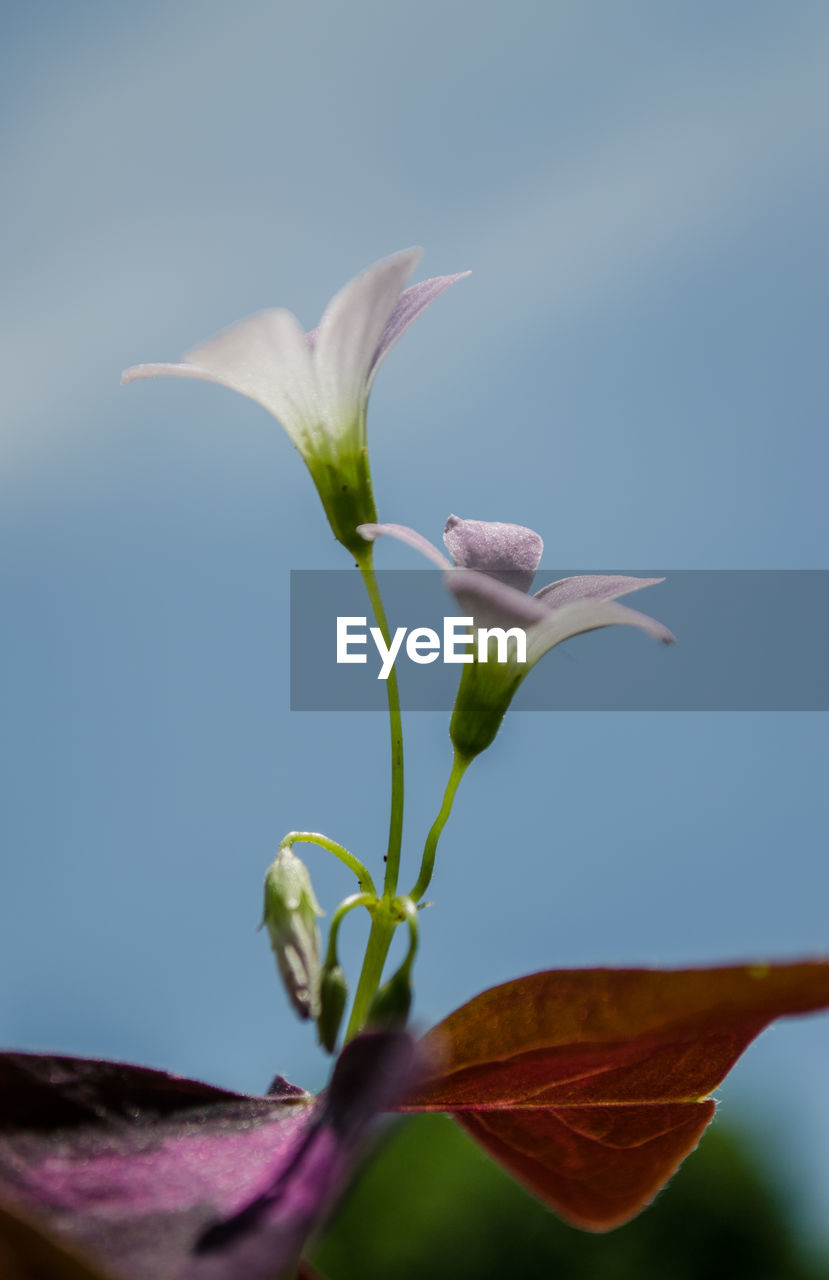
xmin=325 ymin=893 xmax=377 ymax=966
xmin=354 ymin=546 xmax=405 ymax=896
xmin=344 ymin=912 xmax=395 ymax=1041
xmin=280 ymin=832 xmax=377 ymax=897
xmin=344 ymin=544 xmax=405 ymax=1040
xmin=409 ymin=750 xmax=470 ymax=903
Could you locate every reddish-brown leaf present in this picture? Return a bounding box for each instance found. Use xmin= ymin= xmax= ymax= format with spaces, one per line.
xmin=402 ymin=962 xmax=829 ymax=1230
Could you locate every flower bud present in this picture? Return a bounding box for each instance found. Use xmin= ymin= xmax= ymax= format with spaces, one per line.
xmin=317 ymin=962 xmax=348 ymax=1054
xmin=367 ymin=966 xmax=412 ymax=1030
xmin=262 ymin=847 xmax=324 ymax=1020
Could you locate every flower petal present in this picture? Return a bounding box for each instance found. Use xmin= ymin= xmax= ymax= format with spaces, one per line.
xmin=446 ymin=567 xmax=552 ymax=630
xmin=525 ymin=597 xmax=675 ymax=667
xmin=443 ymin=515 xmax=544 ymax=591
xmin=534 ymin=574 xmax=665 ymax=606
xmin=122 ymin=309 xmax=319 ymax=453
xmin=312 ymin=249 xmax=422 ymax=439
xmin=367 ymin=272 xmax=471 ymax=386
xmin=357 ymin=522 xmax=452 ymax=570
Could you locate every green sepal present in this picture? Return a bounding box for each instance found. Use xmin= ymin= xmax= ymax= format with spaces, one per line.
xmin=305 ymin=441 xmax=378 ymax=554
xmin=449 ymin=658 xmax=525 ymax=761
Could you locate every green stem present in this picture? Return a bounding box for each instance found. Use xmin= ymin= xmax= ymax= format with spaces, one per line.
xmin=344 ymin=544 xmax=405 ymax=1040
xmin=409 ymin=750 xmax=470 ymax=903
xmin=280 ymin=832 xmax=377 ymax=897
xmin=354 ymin=546 xmax=405 ymax=896
xmin=344 ymin=911 xmax=395 ymax=1041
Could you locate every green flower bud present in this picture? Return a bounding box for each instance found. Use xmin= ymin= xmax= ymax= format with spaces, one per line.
xmin=367 ymin=966 xmax=412 ymax=1030
xmin=262 ymin=847 xmax=324 ymax=1020
xmin=317 ymin=962 xmax=348 ymax=1054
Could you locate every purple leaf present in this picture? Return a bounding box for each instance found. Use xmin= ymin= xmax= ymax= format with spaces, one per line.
xmin=0 ymin=1033 xmax=414 ymax=1280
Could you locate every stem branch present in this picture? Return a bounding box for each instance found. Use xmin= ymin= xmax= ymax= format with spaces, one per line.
xmin=280 ymin=832 xmax=377 ymax=897
xmin=325 ymin=893 xmax=377 ymax=966
xmin=409 ymin=751 xmax=469 ymax=903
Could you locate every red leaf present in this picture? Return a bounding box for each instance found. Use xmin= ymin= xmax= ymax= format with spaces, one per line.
xmin=402 ymin=962 xmax=829 ymax=1230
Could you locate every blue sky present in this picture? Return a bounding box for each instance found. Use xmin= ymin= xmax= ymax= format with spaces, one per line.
xmin=2 ymin=0 xmax=828 ymax=1242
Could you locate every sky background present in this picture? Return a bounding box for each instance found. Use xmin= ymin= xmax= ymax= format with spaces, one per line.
xmin=2 ymin=0 xmax=828 ymax=1245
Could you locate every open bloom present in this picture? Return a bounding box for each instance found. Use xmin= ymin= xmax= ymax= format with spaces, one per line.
xmin=359 ymin=515 xmax=674 ymax=758
xmin=122 ymin=250 xmax=468 ymax=553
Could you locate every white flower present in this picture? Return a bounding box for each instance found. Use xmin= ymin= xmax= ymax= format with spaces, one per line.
xmin=122 ymin=250 xmax=468 ymax=551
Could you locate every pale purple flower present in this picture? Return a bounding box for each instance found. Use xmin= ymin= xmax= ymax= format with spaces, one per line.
xmin=122 ymin=251 xmax=468 ymax=552
xmin=360 ymin=513 xmax=673 ymax=657
xmin=358 ymin=515 xmax=674 ymax=757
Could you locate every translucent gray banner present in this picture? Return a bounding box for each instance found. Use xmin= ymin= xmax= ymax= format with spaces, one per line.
xmin=290 ymin=570 xmax=829 ymax=711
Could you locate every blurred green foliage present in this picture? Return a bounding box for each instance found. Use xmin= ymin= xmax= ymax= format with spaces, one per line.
xmin=313 ymin=1114 xmax=828 ymax=1280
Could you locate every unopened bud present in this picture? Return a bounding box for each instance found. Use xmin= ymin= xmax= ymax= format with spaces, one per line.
xmin=367 ymin=966 xmax=412 ymax=1029
xmin=262 ymin=847 xmax=324 ymax=1020
xmin=317 ymin=963 xmax=348 ymax=1054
